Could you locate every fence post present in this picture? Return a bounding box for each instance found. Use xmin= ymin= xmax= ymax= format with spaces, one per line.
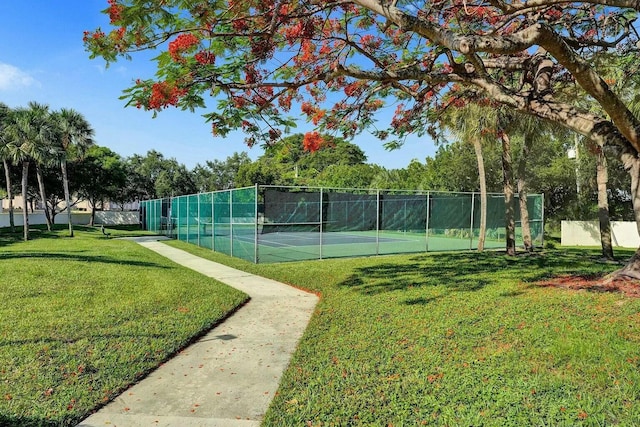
xmin=319 ymin=188 xmax=324 ymax=260
xmin=540 ymin=193 xmax=545 ymax=249
xmin=197 ymin=194 xmax=201 ymax=247
xmin=470 ymin=192 xmax=475 ymax=250
xmin=188 ymin=196 xmax=192 ymax=244
xmin=177 ymin=197 xmax=181 ymax=241
xmin=254 ymin=183 xmax=259 ymax=264
xmin=215 ymin=191 xmax=216 ymax=252
xmin=425 ymin=192 xmax=430 ymax=252
xmin=376 ymin=189 xmax=380 ymax=256
xmin=230 ymin=189 xmax=234 ymax=257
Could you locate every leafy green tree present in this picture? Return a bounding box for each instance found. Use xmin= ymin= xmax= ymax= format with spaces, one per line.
xmin=235 ymin=161 xmax=283 ymax=188
xmin=154 ymin=161 xmax=196 ymax=198
xmin=129 ymin=150 xmax=196 ymax=198
xmin=419 ymin=131 xmax=587 ymax=230
xmin=241 ymin=134 xmax=369 ymax=186
xmin=315 ymin=164 xmax=383 ymax=189
xmin=126 ymin=153 xmax=156 ymax=199
xmin=398 ymin=160 xmax=429 ymax=190
xmin=370 ymin=168 xmax=410 ymax=190
xmin=76 ymin=146 xmax=128 ymax=226
xmin=110 ymin=161 xmax=144 ymax=209
xmin=573 ymin=143 xmax=632 ymax=222
xmin=192 ymin=152 xmax=251 ymax=192
xmin=37 ymin=162 xmax=69 ymax=224
xmin=421 ymin=141 xmax=503 ymax=193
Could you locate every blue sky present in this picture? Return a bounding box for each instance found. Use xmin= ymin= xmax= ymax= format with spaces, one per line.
xmin=0 ymin=1 xmax=437 ymax=169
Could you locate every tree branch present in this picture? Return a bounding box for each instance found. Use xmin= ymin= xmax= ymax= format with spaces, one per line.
xmin=534 ymin=23 xmax=640 ymax=152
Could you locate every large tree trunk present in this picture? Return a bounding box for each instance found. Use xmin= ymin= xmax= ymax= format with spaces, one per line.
xmin=501 ymin=133 xmax=516 ymax=256
xmin=35 ymin=165 xmax=52 ymax=231
xmin=517 ymin=133 xmax=533 ymax=252
xmin=609 ymin=152 xmax=640 ymax=280
xmin=473 ymin=138 xmax=487 ymax=251
xmin=21 ymin=161 xmax=29 ymax=241
xmin=61 ymin=159 xmax=74 ymax=237
xmin=596 ymin=148 xmax=614 ymax=260
xmin=4 ymin=160 xmax=14 ymax=233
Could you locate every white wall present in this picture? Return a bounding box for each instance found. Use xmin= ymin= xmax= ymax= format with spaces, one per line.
xmin=561 ymin=220 xmax=639 ymax=248
xmin=0 ymin=211 xmax=139 ymax=227
xmin=95 ymin=211 xmax=139 ymax=225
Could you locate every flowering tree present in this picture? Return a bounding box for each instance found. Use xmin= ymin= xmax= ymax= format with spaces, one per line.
xmin=86 ymin=0 xmax=640 ymax=275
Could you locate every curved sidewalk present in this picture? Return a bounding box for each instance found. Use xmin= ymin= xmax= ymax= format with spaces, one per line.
xmin=78 ymin=238 xmax=319 ymax=427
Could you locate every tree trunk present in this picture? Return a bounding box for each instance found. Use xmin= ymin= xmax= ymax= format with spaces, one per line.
xmin=472 ymin=138 xmax=487 ymax=251
xmin=517 ymin=133 xmax=533 ymax=252
xmin=61 ymin=159 xmax=74 ymax=237
xmin=596 ymin=148 xmax=614 ymax=260
xmin=21 ymin=161 xmax=29 ymax=241
xmin=4 ymin=159 xmax=14 ymax=233
xmin=90 ymin=200 xmax=96 ymax=227
xmin=501 ymin=133 xmax=516 ymax=256
xmin=608 ymin=151 xmax=640 ymax=280
xmin=35 ymin=165 xmax=52 ymax=231
xmin=47 ymin=199 xmax=58 ymax=225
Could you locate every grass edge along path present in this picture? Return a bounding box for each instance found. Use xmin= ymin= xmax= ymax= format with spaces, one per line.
xmin=165 ymin=239 xmax=640 ymax=427
xmin=0 ymin=227 xmax=248 ymax=427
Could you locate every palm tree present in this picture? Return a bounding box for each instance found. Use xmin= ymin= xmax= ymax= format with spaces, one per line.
xmin=441 ymin=103 xmax=496 ymax=251
xmin=35 ymin=152 xmax=59 ymax=232
xmin=4 ymin=102 xmax=56 ymax=240
xmin=31 ymin=104 xmax=59 ymax=232
xmin=498 ymin=125 xmax=517 ymax=256
xmin=509 ymin=115 xmax=552 ymax=252
xmin=53 ymin=108 xmax=94 ymax=237
xmin=505 ymin=111 xmax=572 ymax=252
xmin=0 ymin=103 xmax=15 ymax=232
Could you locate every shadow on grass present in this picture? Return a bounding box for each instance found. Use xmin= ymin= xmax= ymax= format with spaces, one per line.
xmin=0 ymin=252 xmax=171 ymax=269
xmin=338 ymin=249 xmax=631 ymax=297
xmin=0 ymin=330 xmax=176 ymax=348
xmin=0 ymin=225 xmax=150 ymax=247
xmin=0 ymin=229 xmax=62 ymax=247
xmin=0 ymin=414 xmax=61 ymax=427
xmin=1 ymin=294 xmax=250 ymax=427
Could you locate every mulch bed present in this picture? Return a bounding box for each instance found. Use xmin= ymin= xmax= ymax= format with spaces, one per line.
xmin=536 ymin=274 xmax=640 ymax=298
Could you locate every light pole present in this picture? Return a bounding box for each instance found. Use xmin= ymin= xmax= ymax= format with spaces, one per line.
xmin=567 ymin=134 xmax=580 ymax=195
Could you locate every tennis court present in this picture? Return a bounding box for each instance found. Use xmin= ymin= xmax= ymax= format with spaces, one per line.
xmin=140 ymin=185 xmax=543 ymax=263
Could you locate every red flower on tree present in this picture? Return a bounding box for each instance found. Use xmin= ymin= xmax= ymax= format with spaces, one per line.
xmin=107 ymin=0 xmax=124 ymax=24
xmin=168 ymin=33 xmax=200 ymax=62
xmin=194 ymin=50 xmax=215 ymax=65
xmin=301 ymin=102 xmax=325 ymax=125
xmin=302 ymin=131 xmax=324 ymax=152
xmin=147 ymin=81 xmax=187 ymax=109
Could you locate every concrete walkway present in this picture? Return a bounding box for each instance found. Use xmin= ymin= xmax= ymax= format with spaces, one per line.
xmin=78 ymin=238 xmax=319 ymax=427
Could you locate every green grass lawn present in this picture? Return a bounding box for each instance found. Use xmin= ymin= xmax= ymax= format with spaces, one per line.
xmin=166 ymin=240 xmax=640 ymax=426
xmin=0 ymin=226 xmax=248 ymax=427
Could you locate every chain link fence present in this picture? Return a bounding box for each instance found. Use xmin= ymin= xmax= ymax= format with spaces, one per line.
xmin=140 ymin=185 xmax=544 ymax=263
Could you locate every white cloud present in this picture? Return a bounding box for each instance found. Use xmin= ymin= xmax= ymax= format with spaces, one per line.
xmin=0 ymin=63 xmax=38 ymax=90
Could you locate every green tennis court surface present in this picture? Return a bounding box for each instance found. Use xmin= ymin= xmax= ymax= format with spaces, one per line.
xmin=140 ymin=185 xmax=543 ymax=263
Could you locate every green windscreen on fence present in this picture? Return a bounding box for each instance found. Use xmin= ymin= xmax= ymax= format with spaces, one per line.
xmin=140 ymin=185 xmax=544 ymax=263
